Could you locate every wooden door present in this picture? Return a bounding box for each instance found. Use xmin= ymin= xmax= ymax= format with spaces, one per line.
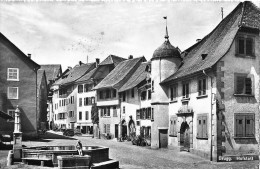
xmin=183 ymin=128 xmax=190 ymax=151
xmin=159 ymin=129 xmax=168 ymax=148
xmin=115 ymin=124 xmax=118 ymax=138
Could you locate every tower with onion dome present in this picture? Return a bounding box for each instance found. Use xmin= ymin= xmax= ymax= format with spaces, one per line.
xmin=151 ymin=17 xmax=182 ymax=149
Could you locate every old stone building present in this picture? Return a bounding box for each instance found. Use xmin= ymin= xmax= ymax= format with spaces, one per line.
xmin=94 ymin=56 xmax=146 ymax=139
xmin=75 ymin=55 xmax=126 ymax=135
xmin=0 ymin=32 xmax=47 ymax=138
xmin=52 ymin=62 xmax=96 ymax=129
xmin=151 ymin=1 xmax=260 ymax=161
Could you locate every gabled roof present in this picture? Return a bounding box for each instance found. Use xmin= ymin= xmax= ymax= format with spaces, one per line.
xmin=76 ymin=68 xmax=97 ymax=84
xmin=119 ymin=62 xmax=150 ymax=92
xmin=0 ymin=32 xmax=40 ymax=70
xmin=162 ymin=1 xmax=260 ymax=84
xmin=40 ymin=64 xmax=62 ymax=83
xmin=94 ymin=57 xmax=146 ymax=90
xmin=37 ymin=69 xmax=47 ymax=94
xmin=99 ymin=55 xmax=126 ymax=66
xmin=55 ymin=63 xmax=96 ymax=86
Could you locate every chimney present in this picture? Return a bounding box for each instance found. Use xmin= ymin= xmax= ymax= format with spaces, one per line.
xmin=128 ymin=55 xmax=133 ymax=59
xmin=27 ymin=53 xmax=31 ymax=59
xmin=96 ymin=58 xmax=100 ymax=67
xmin=196 ymin=39 xmax=201 ymax=43
xmin=79 ymin=61 xmax=82 ymax=66
xmin=67 ymin=66 xmax=72 ymax=70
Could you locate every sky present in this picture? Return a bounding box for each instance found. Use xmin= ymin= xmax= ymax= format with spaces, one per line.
xmin=0 ymin=1 xmax=259 ymax=70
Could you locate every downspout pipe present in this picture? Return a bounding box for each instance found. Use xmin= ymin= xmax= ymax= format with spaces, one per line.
xmin=203 ymin=69 xmax=213 ymax=161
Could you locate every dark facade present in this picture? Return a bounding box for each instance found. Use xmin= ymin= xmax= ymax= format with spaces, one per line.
xmin=0 ymin=33 xmax=41 ymax=138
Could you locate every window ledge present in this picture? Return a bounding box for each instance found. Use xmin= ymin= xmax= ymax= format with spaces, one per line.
xmin=233 ymin=94 xmax=254 ymax=97
xmin=7 ymin=79 xmax=19 ymax=81
xmin=169 ymin=99 xmax=177 ymax=103
xmin=181 ymin=98 xmax=190 ymax=102
xmin=234 ymin=137 xmax=255 ymax=139
xmin=196 ymin=95 xmax=208 ymax=99
xmin=196 ymin=137 xmax=208 ymax=140
xmin=101 ymin=116 xmax=111 ymax=118
xmin=235 ymin=54 xmax=255 ymax=58
xmin=169 ymin=135 xmax=177 ymax=137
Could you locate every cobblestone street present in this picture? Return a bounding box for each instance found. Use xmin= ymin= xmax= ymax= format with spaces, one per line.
xmin=17 ymin=131 xmax=258 ymax=169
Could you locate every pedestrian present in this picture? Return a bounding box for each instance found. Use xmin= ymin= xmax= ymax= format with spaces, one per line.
xmin=76 ymin=140 xmax=83 ymax=156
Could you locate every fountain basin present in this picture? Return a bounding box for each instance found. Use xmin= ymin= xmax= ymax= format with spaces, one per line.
xmin=22 ymin=146 xmax=109 ymax=167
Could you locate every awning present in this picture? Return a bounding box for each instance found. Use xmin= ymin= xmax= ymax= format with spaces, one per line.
xmin=0 ymin=110 xmax=14 ymax=120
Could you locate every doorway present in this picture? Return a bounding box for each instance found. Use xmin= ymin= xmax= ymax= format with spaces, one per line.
xmin=82 ymin=126 xmax=87 ymax=134
xmin=115 ymin=124 xmax=118 ymax=138
xmin=159 ymin=129 xmax=168 ymax=148
xmin=180 ymin=121 xmax=190 ymax=151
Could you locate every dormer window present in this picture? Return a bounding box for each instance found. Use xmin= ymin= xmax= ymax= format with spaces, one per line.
xmin=236 ymin=35 xmax=255 ymax=57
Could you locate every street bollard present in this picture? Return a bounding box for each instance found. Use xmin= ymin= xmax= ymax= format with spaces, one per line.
xmin=7 ymin=150 xmax=14 ymax=166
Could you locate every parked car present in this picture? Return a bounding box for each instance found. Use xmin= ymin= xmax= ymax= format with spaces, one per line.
xmin=63 ymin=129 xmax=74 ymax=136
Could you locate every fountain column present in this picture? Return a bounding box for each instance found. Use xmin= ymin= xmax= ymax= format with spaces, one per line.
xmin=13 ymin=105 xmax=23 ymax=160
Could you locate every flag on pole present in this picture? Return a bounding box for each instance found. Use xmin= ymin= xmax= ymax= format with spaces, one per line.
xmin=163 ymin=16 xmax=167 ymax=19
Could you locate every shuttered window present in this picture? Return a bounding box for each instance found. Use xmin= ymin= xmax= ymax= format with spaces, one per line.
xmin=88 ymin=97 xmax=92 ymax=105
xmin=136 ymin=110 xmax=140 ymax=120
xmin=113 ymin=106 xmax=117 ymax=117
xmin=235 ymin=74 xmax=253 ymax=95
xmin=235 ymin=114 xmax=254 ymax=138
xmin=182 ymin=82 xmax=189 ymax=98
xmin=107 ymin=124 xmax=110 ymax=134
xmin=107 ymin=107 xmax=110 ymax=116
xmin=170 ymin=85 xmax=178 ymax=101
xmin=100 ymin=108 xmax=104 ymax=117
xmin=151 ymin=108 xmax=154 ymax=121
xmin=198 ymin=78 xmax=207 ymax=96
xmin=79 ymin=98 xmax=82 ymax=107
xmin=79 ymin=112 xmax=82 ymax=120
xmin=104 ymin=124 xmax=106 ymax=133
xmin=169 ymin=116 xmax=177 ymax=137
xmin=78 ymin=85 xmax=83 ymax=93
xmin=85 ymin=111 xmax=89 ymax=120
xmin=197 ymin=114 xmax=208 ymax=139
xmin=237 ymin=36 xmax=254 ymax=56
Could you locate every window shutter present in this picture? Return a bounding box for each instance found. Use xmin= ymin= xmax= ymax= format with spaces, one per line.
xmin=107 ymin=107 xmax=110 ymax=116
xmin=104 ymin=124 xmax=106 ymax=133
xmin=245 ymin=115 xmax=254 ymax=137
xmin=202 ymin=116 xmax=207 ymax=138
xmin=107 ymin=124 xmax=110 ymax=134
xmin=170 ymin=116 xmax=174 ymax=136
xmin=136 ymin=110 xmax=140 ymax=120
xmin=245 ymin=77 xmax=252 ymax=95
xmin=100 ymin=108 xmax=103 ymax=117
xmin=246 ymin=38 xmax=253 ymax=55
xmin=236 ymin=76 xmax=245 ymax=94
xmin=203 ymin=78 xmax=206 ymax=95
xmin=88 ymin=97 xmax=92 ymax=105
xmin=198 ymin=80 xmax=202 ymax=95
xmin=238 ymin=39 xmax=245 ymax=54
xmin=235 ymin=115 xmax=244 ymax=137
xmin=197 ymin=116 xmax=202 ymax=138
xmin=173 ymin=117 xmax=177 ymax=136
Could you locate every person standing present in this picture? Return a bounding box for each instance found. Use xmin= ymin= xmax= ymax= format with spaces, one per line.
xmin=76 ymin=140 xmax=83 ymax=156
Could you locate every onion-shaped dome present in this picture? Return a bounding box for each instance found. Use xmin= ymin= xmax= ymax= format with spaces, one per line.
xmin=152 ymin=26 xmax=181 ymax=60
xmin=152 ymin=39 xmax=181 ymax=60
